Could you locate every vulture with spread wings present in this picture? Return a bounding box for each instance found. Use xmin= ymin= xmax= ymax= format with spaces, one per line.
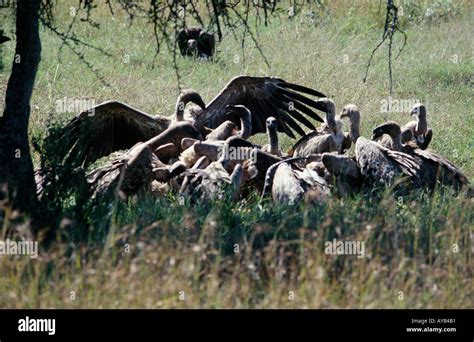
xmin=55 ymin=75 xmax=327 ymax=168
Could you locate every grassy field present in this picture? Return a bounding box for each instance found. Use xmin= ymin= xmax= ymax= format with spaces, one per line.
xmin=0 ymin=1 xmax=473 ymax=308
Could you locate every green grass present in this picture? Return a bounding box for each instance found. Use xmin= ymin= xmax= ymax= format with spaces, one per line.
xmin=0 ymin=1 xmax=473 ymax=308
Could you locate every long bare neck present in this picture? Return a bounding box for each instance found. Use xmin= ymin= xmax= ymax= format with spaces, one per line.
xmin=326 ymin=109 xmax=337 ymax=131
xmin=175 ymin=96 xmax=187 ymax=121
xmin=268 ymin=127 xmax=279 ymax=154
xmin=392 ymin=133 xmax=403 ymax=151
xmin=416 ymin=114 xmax=427 ymax=134
xmin=240 ymin=114 xmax=252 ymax=139
xmin=230 ymin=165 xmax=243 ymax=188
xmin=349 ymin=112 xmax=361 ymax=143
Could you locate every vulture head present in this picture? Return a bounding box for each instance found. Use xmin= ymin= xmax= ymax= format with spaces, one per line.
xmin=266 ymin=117 xmax=277 ymax=131
xmin=187 ymin=39 xmax=198 ymax=54
xmin=340 ymin=104 xmax=359 ymax=119
xmin=314 ymin=98 xmax=337 ymax=130
xmin=175 ymin=90 xmax=206 ymax=121
xmin=340 ymin=104 xmax=361 ymax=143
xmin=265 ymin=117 xmax=280 ymax=155
xmin=410 ymin=103 xmax=426 ymax=118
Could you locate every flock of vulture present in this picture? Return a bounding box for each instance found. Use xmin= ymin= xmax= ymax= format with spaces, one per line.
xmin=41 ymin=74 xmax=470 ymax=206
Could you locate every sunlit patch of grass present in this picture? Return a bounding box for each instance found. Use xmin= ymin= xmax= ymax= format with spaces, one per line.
xmin=0 ymin=189 xmax=472 ymax=308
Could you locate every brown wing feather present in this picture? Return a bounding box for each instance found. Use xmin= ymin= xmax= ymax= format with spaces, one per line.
xmin=59 ymin=100 xmax=171 ymax=168
xmin=199 ymin=76 xmax=326 ymax=138
xmin=379 ymin=144 xmax=420 ymax=177
xmin=413 ymin=148 xmax=469 ymax=184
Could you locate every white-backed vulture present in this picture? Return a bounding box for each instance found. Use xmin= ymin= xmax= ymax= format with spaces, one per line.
xmin=289 ymin=98 xmax=345 ymax=157
xmin=85 ymin=122 xmax=201 ymax=199
xmin=86 ymin=143 xmax=161 ymax=199
xmin=56 ymin=76 xmax=326 ymax=168
xmin=261 ymin=117 xmax=283 ymax=156
xmin=179 ymin=163 xmax=239 ymax=201
xmin=339 ymin=105 xmax=420 ymax=187
xmin=321 ymin=153 xmax=363 ymax=195
xmin=181 ymin=105 xmax=253 ymax=167
xmin=146 ymin=121 xmax=203 ymax=164
xmin=177 ymin=28 xmax=215 ymax=58
xmin=401 ymin=103 xmax=432 ymax=149
xmin=339 ymin=104 xmax=360 ymax=152
xmin=372 ymin=121 xmax=469 ymax=190
xmin=179 ymin=139 xmax=258 ymax=201
xmin=261 ymin=158 xmax=330 ymax=205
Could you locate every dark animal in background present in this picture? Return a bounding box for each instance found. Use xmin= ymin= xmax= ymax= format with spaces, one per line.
xmin=177 ymin=27 xmax=215 ymax=58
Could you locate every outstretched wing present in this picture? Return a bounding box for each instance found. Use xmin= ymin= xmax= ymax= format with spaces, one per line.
xmin=199 ymin=76 xmax=326 ymax=138
xmin=413 ymin=147 xmax=469 ymax=184
xmin=55 ymin=100 xmax=171 ymax=168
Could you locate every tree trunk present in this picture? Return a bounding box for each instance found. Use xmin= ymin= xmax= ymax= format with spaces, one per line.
xmin=0 ymin=0 xmax=41 ymax=215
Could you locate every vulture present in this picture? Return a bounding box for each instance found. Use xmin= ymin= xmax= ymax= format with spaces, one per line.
xmin=321 ymin=153 xmax=363 ymax=195
xmin=223 ymin=136 xmax=283 ymax=191
xmin=372 ymin=121 xmax=469 ymax=190
xmin=56 ymin=75 xmax=327 ymax=168
xmin=147 ymin=121 xmax=203 ymax=163
xmin=289 ymin=98 xmax=346 ymax=157
xmin=204 ymin=120 xmax=237 ymax=142
xmin=401 ymin=103 xmax=432 ymax=149
xmin=186 ymin=136 xmax=283 ymax=191
xmin=261 ymin=117 xmax=283 ymax=156
xmin=340 ymin=105 xmax=420 ymax=187
xmin=177 ymin=27 xmax=215 ymax=58
xmin=179 ymin=162 xmax=245 ymax=201
xmin=180 ymin=105 xmax=253 ymax=167
xmin=179 ymin=139 xmax=257 ymax=201
xmin=87 ymin=143 xmax=162 ymax=199
xmin=86 ymin=123 xmax=198 ymax=198
xmin=221 ymin=105 xmax=252 ymax=140
xmin=261 ymin=157 xmax=330 ymax=205
xmin=180 ymin=139 xmax=223 ymax=168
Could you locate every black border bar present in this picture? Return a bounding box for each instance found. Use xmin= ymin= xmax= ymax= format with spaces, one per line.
xmin=0 ymin=309 xmax=472 ymax=341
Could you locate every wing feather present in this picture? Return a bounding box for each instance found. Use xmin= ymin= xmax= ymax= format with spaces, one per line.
xmin=200 ymin=76 xmax=326 ymax=137
xmin=414 ymin=148 xmax=469 ymax=184
xmin=275 ymin=96 xmax=317 ymax=131
xmin=380 ymin=145 xmax=420 ymax=177
xmin=55 ymin=100 xmax=171 ymax=168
